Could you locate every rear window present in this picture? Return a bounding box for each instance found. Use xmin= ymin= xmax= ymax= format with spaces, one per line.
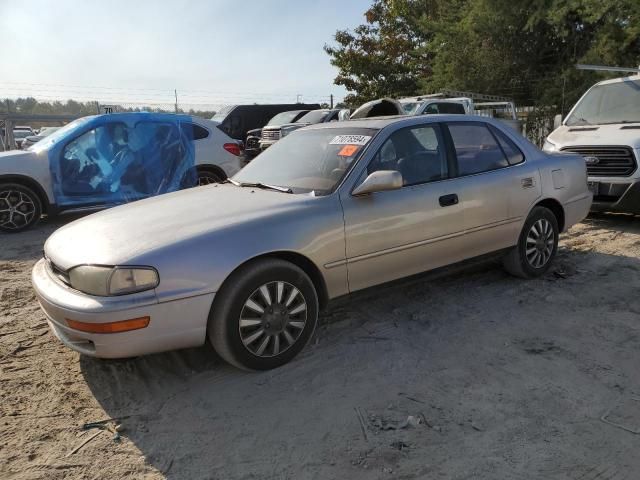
xmin=296 ymin=110 xmax=330 ymax=124
xmin=424 ymin=102 xmax=466 ymax=115
xmin=267 ymin=111 xmax=306 ymax=126
xmin=211 ymin=105 xmax=236 ymax=122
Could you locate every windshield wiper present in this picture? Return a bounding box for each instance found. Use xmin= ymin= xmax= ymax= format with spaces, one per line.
xmin=226 ymin=178 xmax=292 ymax=193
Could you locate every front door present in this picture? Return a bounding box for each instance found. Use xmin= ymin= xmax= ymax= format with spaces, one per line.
xmin=339 ymin=123 xmax=468 ymax=292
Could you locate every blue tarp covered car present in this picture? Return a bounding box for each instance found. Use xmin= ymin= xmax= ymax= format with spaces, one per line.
xmin=0 ymin=112 xmax=243 ymax=232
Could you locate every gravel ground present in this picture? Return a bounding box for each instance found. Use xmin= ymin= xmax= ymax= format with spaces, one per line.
xmin=1 ymin=213 xmax=640 ymax=480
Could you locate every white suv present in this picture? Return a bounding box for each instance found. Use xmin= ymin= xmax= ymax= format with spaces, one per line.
xmin=544 ymin=74 xmax=640 ymax=213
xmin=0 ymin=112 xmax=243 ymax=232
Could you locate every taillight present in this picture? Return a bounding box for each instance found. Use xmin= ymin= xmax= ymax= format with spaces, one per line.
xmin=223 ymin=143 xmax=242 ymax=156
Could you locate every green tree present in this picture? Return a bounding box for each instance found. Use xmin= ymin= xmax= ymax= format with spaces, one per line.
xmin=326 ymin=0 xmax=640 ymax=111
xmin=324 ymin=0 xmax=439 ymax=105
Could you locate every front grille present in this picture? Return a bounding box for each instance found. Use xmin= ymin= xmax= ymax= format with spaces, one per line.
xmin=560 ymin=145 xmax=637 ymax=177
xmin=245 ymin=137 xmax=259 ymax=149
xmin=46 ymin=258 xmax=71 ymax=286
xmin=261 ymin=129 xmax=281 ymax=141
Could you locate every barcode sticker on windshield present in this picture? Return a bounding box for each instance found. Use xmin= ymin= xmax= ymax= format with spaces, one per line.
xmin=330 ymin=135 xmax=371 ymax=146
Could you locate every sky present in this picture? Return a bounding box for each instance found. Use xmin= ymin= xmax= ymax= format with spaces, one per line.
xmin=0 ymin=0 xmax=372 ymax=109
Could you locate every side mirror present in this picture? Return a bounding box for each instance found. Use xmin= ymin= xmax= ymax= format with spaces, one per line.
xmin=553 ymin=114 xmax=563 ymax=130
xmin=352 ymin=170 xmax=403 ymax=196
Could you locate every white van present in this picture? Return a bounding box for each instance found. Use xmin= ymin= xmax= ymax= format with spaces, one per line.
xmin=543 ymin=75 xmax=640 ymax=213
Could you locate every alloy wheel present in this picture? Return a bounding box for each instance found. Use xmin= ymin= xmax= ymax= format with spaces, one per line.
xmin=238 ymin=281 xmax=308 ymax=358
xmin=525 ymin=218 xmax=555 ymax=268
xmin=0 ymin=189 xmax=36 ymax=231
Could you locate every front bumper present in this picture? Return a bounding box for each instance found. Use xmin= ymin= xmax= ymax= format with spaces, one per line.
xmin=588 ymin=179 xmax=640 ymax=214
xmin=259 ymin=140 xmax=277 ymax=150
xmin=31 ymin=259 xmax=214 ymax=358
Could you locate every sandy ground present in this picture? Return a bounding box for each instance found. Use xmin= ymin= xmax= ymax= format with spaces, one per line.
xmin=1 ymin=213 xmax=640 ymax=480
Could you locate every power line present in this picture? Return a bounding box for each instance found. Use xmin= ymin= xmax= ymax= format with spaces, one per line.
xmin=0 ymin=82 xmax=338 ymax=100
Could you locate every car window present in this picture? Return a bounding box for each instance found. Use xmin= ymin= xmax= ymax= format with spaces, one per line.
xmin=447 ymin=122 xmax=509 ymax=176
xmin=368 ymin=125 xmax=447 ymax=186
xmin=234 ymin=127 xmax=378 ymax=195
xmin=181 ymin=123 xmax=209 ymax=140
xmin=267 ymin=111 xmax=305 ymax=126
xmin=423 ymin=103 xmax=465 ymax=115
xmin=437 ymin=103 xmax=466 ymax=114
xmin=296 ymin=110 xmax=330 ymax=124
xmin=490 ymin=125 xmax=524 ymax=165
xmin=60 ymin=121 xmax=186 ymax=199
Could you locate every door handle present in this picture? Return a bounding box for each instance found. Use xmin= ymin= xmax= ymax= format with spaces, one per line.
xmin=439 ymin=193 xmax=458 ymax=207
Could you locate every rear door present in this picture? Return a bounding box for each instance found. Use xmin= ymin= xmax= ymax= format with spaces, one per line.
xmin=443 ymin=121 xmax=540 ymax=257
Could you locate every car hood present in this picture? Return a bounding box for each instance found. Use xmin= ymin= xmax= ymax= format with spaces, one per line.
xmin=45 ymin=184 xmax=310 ymax=270
xmin=0 ymin=149 xmax=35 ymax=161
xmin=548 ymin=124 xmax=640 ymax=150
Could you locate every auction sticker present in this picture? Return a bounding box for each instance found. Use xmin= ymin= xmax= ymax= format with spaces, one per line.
xmin=330 ymin=135 xmax=371 ymax=146
xmin=338 ymin=145 xmax=360 ymax=156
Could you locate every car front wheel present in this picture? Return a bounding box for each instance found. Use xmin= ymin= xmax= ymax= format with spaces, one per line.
xmin=0 ymin=183 xmax=42 ymax=233
xmin=503 ymin=206 xmax=559 ymax=278
xmin=208 ymin=259 xmax=319 ymax=370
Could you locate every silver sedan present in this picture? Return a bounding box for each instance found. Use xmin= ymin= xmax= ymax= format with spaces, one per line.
xmin=32 ymin=115 xmax=592 ymax=370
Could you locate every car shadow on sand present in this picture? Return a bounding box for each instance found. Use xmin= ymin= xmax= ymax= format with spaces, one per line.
xmin=585 ymin=211 xmax=640 ymax=233
xmin=78 ymin=239 xmax=640 ymax=479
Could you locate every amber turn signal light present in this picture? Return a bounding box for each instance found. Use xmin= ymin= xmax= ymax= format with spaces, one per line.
xmin=65 ymin=316 xmax=150 ymax=334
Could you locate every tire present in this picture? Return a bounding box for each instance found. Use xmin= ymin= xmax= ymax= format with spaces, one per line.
xmin=503 ymin=206 xmax=559 ymax=278
xmin=208 ymin=259 xmax=319 ymax=371
xmin=0 ymin=183 xmax=42 ymax=233
xmin=196 ymin=169 xmax=223 ymax=186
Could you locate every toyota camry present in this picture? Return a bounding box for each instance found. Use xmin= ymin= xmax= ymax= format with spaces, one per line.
xmin=32 ymin=115 xmax=592 ymax=370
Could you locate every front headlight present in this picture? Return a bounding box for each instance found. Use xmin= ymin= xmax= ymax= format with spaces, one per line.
xmin=542 ymin=139 xmax=557 ymax=152
xmin=68 ymin=265 xmax=159 ymax=296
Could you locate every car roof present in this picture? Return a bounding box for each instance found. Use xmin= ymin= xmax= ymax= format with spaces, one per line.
xmin=596 ymin=74 xmax=640 ymax=86
xmin=304 ymin=114 xmax=505 ymax=131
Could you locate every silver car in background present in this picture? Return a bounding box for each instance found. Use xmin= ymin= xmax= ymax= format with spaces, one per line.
xmin=32 ymin=115 xmax=592 ymax=370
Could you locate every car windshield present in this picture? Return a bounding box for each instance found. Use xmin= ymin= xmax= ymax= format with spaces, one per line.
xmin=233 ymin=127 xmax=378 ymax=195
xmin=296 ymin=110 xmax=329 ymax=124
xmin=267 ymin=111 xmax=304 ymax=126
xmin=211 ymin=105 xmax=235 ymax=122
xmin=566 ymin=79 xmax=640 ymax=126
xmin=28 ymin=118 xmax=91 ymax=152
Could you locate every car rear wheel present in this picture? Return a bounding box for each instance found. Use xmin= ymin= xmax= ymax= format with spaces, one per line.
xmin=0 ymin=183 xmax=42 ymax=233
xmin=208 ymin=259 xmax=319 ymax=371
xmin=503 ymin=206 xmax=559 ymax=278
xmin=197 ymin=169 xmax=223 ymax=186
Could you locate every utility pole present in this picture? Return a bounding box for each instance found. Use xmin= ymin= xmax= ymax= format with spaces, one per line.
xmin=330 ymin=94 xmax=334 ymax=108
xmin=296 ymin=94 xmax=302 ymax=103
xmin=174 ymin=89 xmax=179 ymax=113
